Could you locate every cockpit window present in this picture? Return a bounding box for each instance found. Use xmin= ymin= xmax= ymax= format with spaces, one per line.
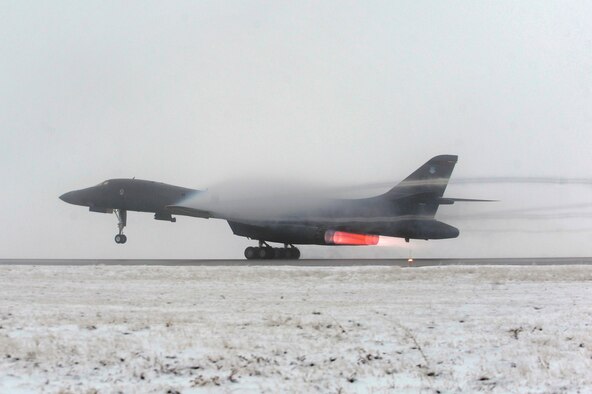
xmin=96 ymin=181 xmax=109 ymax=187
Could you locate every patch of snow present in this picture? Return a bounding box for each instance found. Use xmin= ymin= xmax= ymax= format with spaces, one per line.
xmin=0 ymin=264 xmax=591 ymax=392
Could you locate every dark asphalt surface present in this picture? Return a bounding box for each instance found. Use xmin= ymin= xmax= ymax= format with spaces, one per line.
xmin=1 ymin=257 xmax=590 ymax=266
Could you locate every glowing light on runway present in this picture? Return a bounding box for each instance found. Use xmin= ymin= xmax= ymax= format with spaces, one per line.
xmin=324 ymin=230 xmax=379 ymax=245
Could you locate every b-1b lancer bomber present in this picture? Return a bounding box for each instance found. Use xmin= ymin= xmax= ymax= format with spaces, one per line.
xmin=60 ymin=155 xmax=490 ymax=259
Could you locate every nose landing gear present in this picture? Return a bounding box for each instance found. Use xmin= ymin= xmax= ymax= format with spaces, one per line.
xmin=114 ymin=209 xmax=127 ymax=244
xmin=244 ymin=242 xmax=301 ymax=260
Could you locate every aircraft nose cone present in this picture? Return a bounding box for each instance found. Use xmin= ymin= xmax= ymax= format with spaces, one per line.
xmin=60 ymin=191 xmax=75 ymax=204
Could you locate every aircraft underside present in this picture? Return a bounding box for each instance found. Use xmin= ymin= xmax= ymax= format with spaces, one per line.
xmin=227 ymin=219 xmax=459 ymax=260
xmin=100 ymin=209 xmax=461 ymax=260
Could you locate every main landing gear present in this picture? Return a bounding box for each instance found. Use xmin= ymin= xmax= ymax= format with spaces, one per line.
xmin=114 ymin=209 xmax=127 ymax=244
xmin=244 ymin=241 xmax=301 ymax=260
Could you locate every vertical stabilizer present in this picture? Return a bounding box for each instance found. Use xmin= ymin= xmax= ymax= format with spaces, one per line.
xmin=382 ymin=155 xmax=458 ymax=217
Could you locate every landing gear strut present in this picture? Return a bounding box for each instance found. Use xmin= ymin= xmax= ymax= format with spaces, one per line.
xmin=114 ymin=209 xmax=127 ymax=244
xmin=244 ymin=242 xmax=300 ymax=260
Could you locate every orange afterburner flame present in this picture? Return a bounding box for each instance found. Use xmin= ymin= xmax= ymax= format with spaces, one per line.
xmin=324 ymin=230 xmax=379 ymax=245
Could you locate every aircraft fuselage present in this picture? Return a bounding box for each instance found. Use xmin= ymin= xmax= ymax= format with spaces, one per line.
xmin=60 ymin=179 xmax=197 ymax=216
xmin=60 ymin=155 xmax=476 ymax=259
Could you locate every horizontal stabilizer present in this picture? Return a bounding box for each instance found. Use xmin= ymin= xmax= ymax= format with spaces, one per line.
xmin=437 ymin=197 xmax=498 ymax=205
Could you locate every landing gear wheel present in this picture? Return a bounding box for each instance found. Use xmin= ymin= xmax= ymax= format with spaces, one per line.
xmin=114 ymin=209 xmax=128 ymax=244
xmin=244 ymin=242 xmax=301 ymax=260
xmin=282 ymin=247 xmax=300 ymax=259
xmin=245 ymin=247 xmax=256 ymax=260
xmin=275 ymin=248 xmax=286 ymax=259
xmin=284 ymin=248 xmax=293 ymax=259
xmin=258 ymin=247 xmax=274 ymax=259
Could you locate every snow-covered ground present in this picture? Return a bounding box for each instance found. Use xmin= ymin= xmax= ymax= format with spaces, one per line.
xmin=1 ymin=264 xmax=591 ymax=393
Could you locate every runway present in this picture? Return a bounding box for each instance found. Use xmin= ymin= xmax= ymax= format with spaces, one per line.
xmin=1 ymin=257 xmax=591 ymax=266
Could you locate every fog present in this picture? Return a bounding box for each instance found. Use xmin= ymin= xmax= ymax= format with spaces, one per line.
xmin=1 ymin=1 xmax=590 ymax=258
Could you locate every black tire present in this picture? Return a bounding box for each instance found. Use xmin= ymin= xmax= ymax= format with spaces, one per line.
xmin=120 ymin=234 xmax=127 ymax=244
xmin=292 ymin=248 xmax=301 ymax=260
xmin=284 ymin=249 xmax=292 ymax=259
xmin=244 ymin=247 xmax=256 ymax=259
xmin=258 ymin=247 xmax=274 ymax=259
xmin=257 ymin=248 xmax=267 ymax=259
xmin=275 ymin=248 xmax=286 ymax=259
xmin=114 ymin=234 xmax=122 ymax=244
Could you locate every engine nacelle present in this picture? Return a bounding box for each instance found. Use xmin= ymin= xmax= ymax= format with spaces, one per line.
xmin=382 ymin=219 xmax=459 ymax=240
xmin=324 ymin=230 xmax=379 ymax=245
xmin=228 ymin=221 xmax=325 ymax=244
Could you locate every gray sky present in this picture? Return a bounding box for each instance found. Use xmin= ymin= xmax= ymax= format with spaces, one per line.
xmin=1 ymin=1 xmax=591 ymax=259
